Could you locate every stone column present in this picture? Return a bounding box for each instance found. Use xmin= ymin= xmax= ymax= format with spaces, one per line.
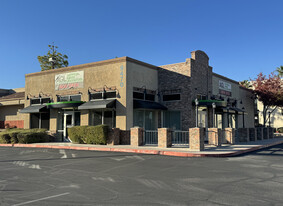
xmin=158 ymin=128 xmax=172 ymax=148
xmin=248 ymin=128 xmax=256 ymax=141
xmin=130 ymin=127 xmax=143 ymax=146
xmin=223 ymin=128 xmax=235 ymax=144
xmin=107 ymin=128 xmax=120 ymax=145
xmin=189 ymin=128 xmax=205 ymax=151
xmin=208 ymin=128 xmax=222 ymax=146
xmin=269 ymin=128 xmax=274 ymax=139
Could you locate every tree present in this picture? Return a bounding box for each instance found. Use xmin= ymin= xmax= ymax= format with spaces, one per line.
xmin=37 ymin=44 xmax=69 ymax=71
xmin=276 ymin=66 xmax=283 ymax=78
xmin=252 ymin=72 xmax=283 ymax=127
xmin=239 ymin=80 xmax=252 ymax=89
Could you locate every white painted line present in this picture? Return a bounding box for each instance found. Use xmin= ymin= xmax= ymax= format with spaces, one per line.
xmin=59 ymin=149 xmax=67 ymax=159
xmin=12 ymin=192 xmax=70 ymax=206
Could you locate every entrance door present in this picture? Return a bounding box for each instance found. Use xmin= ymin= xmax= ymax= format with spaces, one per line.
xmin=63 ymin=111 xmax=74 ymax=141
xmin=62 ymin=111 xmax=81 ymax=141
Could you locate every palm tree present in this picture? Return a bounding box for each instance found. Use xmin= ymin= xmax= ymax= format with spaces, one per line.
xmin=276 ymin=66 xmax=283 ymax=78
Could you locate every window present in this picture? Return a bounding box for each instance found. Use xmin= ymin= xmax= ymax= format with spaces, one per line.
xmin=90 ymin=110 xmax=116 ymax=128
xmin=163 ymin=94 xmax=181 ymax=102
xmin=30 ymin=98 xmax=41 ymax=105
xmin=145 ymin=94 xmax=155 ymax=101
xmin=163 ymin=111 xmax=181 ymax=130
xmin=30 ymin=113 xmax=50 ymax=130
xmin=90 ymin=92 xmax=103 ymax=100
xmin=90 ymin=91 xmax=116 ymax=101
xmin=58 ymin=95 xmax=81 ymax=102
xmin=196 ymin=94 xmax=207 ymax=100
xmin=104 ymin=91 xmax=116 ymax=99
xmin=133 ymin=110 xmax=156 ymax=130
xmin=133 ymin=92 xmax=144 ymax=100
xmin=30 ymin=98 xmax=51 ymax=105
xmin=133 ymin=92 xmax=155 ymax=102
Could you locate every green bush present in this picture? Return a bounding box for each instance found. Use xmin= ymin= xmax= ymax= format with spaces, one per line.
xmin=68 ymin=125 xmax=109 ymax=145
xmin=278 ymin=127 xmax=283 ymax=133
xmin=68 ymin=126 xmax=87 ymax=143
xmin=17 ymin=131 xmax=48 ymax=144
xmin=0 ymin=133 xmax=11 ymax=144
xmin=0 ymin=129 xmax=49 ymax=144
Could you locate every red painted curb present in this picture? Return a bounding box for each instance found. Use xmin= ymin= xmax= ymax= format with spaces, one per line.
xmin=0 ymin=140 xmax=282 ymax=158
xmin=0 ymin=144 xmax=13 ymax=147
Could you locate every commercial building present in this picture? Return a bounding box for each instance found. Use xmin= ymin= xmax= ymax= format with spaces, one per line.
xmin=0 ymin=50 xmax=257 ymax=141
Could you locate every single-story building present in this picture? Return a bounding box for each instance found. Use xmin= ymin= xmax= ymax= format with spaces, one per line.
xmin=0 ymin=50 xmax=257 ymax=141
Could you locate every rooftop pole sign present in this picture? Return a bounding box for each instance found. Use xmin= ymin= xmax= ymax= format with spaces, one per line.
xmin=55 ymin=71 xmax=84 ymax=90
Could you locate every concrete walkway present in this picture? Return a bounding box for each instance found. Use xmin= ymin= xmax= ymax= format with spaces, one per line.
xmin=1 ymin=137 xmax=283 ymax=157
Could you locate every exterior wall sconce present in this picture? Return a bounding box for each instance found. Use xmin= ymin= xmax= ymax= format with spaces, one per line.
xmin=195 ymin=98 xmax=199 ymax=127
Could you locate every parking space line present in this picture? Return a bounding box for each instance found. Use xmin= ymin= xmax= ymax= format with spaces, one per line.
xmin=12 ymin=192 xmax=70 ymax=206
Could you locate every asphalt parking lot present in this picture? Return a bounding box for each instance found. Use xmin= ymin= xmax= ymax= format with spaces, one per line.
xmin=0 ymin=144 xmax=283 ymax=206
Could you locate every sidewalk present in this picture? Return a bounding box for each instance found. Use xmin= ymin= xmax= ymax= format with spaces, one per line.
xmin=1 ymin=137 xmax=283 ymax=157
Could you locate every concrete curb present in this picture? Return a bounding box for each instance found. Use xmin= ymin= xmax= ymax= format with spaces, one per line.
xmin=0 ymin=140 xmax=283 ymax=157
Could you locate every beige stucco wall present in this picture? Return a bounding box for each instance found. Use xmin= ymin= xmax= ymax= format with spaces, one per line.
xmin=0 ymin=104 xmax=25 ymax=121
xmin=126 ymin=61 xmax=159 ymax=129
xmin=238 ymin=87 xmax=255 ymax=128
xmin=25 ymin=58 xmax=127 ymax=131
xmin=212 ymin=74 xmax=255 ymax=128
xmin=257 ymin=101 xmax=283 ymax=128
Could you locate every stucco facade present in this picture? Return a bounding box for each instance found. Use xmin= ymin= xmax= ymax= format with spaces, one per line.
xmin=0 ymin=50 xmax=260 ymax=140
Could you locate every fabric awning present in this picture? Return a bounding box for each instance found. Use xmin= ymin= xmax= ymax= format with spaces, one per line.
xmin=20 ymin=105 xmax=47 ymax=113
xmin=46 ymin=101 xmax=84 ymax=109
xmin=78 ymin=99 xmax=116 ymax=110
xmin=133 ymin=100 xmax=167 ymax=110
xmin=192 ymin=99 xmax=227 ymax=107
xmin=230 ymin=107 xmax=247 ymax=115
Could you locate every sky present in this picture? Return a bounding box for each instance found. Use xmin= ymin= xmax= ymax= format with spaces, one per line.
xmin=0 ymin=0 xmax=282 ymax=89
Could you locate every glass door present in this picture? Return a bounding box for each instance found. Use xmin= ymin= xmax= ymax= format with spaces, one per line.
xmin=63 ymin=111 xmax=81 ymax=141
xmin=63 ymin=111 xmax=74 ymax=141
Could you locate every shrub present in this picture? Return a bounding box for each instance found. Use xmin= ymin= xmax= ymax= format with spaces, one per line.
xmin=68 ymin=125 xmax=109 ymax=145
xmin=17 ymin=131 xmax=49 ymax=144
xmin=278 ymin=127 xmax=283 ymax=133
xmin=68 ymin=126 xmax=87 ymax=143
xmin=0 ymin=129 xmax=49 ymax=144
xmin=0 ymin=133 xmax=11 ymax=143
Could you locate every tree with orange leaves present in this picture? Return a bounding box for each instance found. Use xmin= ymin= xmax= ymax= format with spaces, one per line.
xmin=252 ymin=72 xmax=283 ymax=127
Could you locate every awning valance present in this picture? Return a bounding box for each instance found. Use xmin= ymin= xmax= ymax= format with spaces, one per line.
xmin=46 ymin=101 xmax=84 ymax=109
xmin=78 ymin=100 xmax=116 ymax=110
xmin=216 ymin=107 xmax=247 ymax=114
xmin=20 ymin=105 xmax=48 ymax=113
xmin=193 ymin=100 xmax=227 ymax=107
xmin=134 ymin=100 xmax=167 ymax=110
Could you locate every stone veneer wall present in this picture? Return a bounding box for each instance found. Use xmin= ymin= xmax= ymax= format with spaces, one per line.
xmin=159 ymin=50 xmax=213 ymax=129
xmin=120 ymin=130 xmax=130 ymax=145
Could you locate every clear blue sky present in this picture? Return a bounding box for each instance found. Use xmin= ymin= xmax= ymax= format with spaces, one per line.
xmin=1 ymin=0 xmax=282 ymax=89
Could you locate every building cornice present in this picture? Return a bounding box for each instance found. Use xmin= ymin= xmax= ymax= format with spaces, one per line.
xmin=26 ymin=56 xmax=158 ymax=78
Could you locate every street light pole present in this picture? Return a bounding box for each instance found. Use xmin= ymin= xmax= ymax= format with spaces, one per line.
xmin=195 ymin=98 xmax=199 ymax=128
xmin=212 ymin=102 xmax=216 ymax=128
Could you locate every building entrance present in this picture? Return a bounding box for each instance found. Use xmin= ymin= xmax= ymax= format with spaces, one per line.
xmin=57 ymin=110 xmax=81 ymax=141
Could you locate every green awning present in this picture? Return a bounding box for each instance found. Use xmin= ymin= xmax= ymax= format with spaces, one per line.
xmin=46 ymin=101 xmax=84 ymax=109
xmin=193 ymin=99 xmax=227 ymax=107
xmin=134 ymin=100 xmax=167 ymax=110
xmin=20 ymin=105 xmax=48 ymax=113
xmin=78 ymin=100 xmax=116 ymax=110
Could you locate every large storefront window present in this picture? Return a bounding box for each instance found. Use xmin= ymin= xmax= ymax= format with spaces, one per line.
xmin=163 ymin=111 xmax=181 ymax=130
xmin=133 ymin=110 xmax=156 ymax=130
xmin=90 ymin=110 xmax=116 ymax=128
xmin=30 ymin=113 xmax=50 ymax=129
